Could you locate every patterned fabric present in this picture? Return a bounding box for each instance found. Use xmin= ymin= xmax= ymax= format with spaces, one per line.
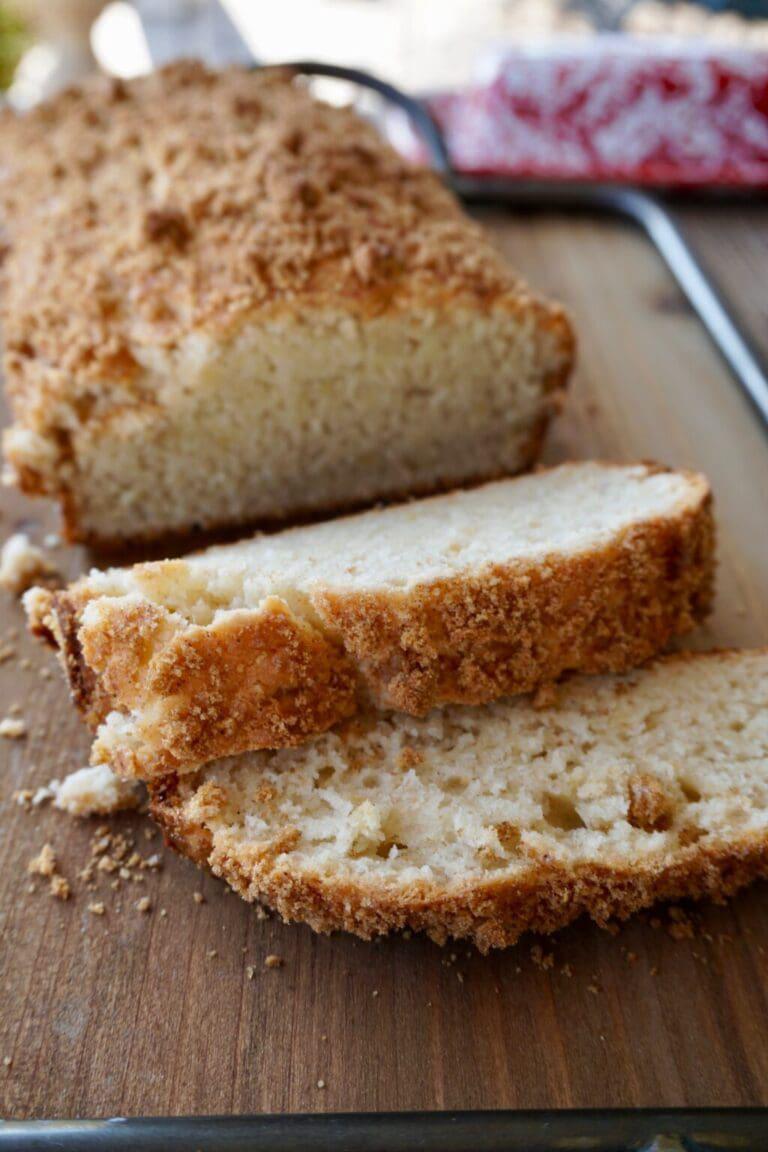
xmin=414 ymin=45 xmax=768 ymax=187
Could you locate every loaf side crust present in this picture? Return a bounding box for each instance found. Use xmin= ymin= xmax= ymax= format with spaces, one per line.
xmin=29 ymin=466 xmax=715 ymax=778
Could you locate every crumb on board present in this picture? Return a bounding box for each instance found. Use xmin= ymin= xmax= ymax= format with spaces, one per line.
xmin=246 ymin=965 xmax=255 ymax=980
xmin=88 ymin=902 xmax=105 ymax=916
xmin=667 ymin=906 xmax=696 ymax=940
xmin=50 ymin=874 xmax=70 ymax=901
xmin=28 ymin=843 xmax=56 ymax=877
xmin=530 ymin=944 xmax=555 ymax=971
xmin=51 ymin=764 xmax=143 ymax=817
xmin=193 ymin=891 xmax=205 ymax=904
xmin=136 ymin=897 xmax=152 ymax=914
xmin=0 ymin=533 xmax=59 ymax=595
xmin=265 ymin=954 xmax=283 ymax=969
xmin=0 ymin=716 xmax=27 ymax=739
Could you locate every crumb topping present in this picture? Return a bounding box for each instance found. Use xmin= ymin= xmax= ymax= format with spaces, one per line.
xmin=0 ymin=61 xmax=528 ymax=432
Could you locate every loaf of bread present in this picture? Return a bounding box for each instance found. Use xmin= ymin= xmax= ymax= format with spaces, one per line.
xmin=150 ymin=649 xmax=768 ymax=951
xmin=0 ymin=62 xmax=573 ymax=545
xmin=27 ymin=462 xmax=714 ymax=779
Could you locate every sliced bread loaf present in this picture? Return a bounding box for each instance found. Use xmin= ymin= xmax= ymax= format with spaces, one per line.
xmin=151 ymin=649 xmax=768 ymax=951
xmin=0 ymin=62 xmax=572 ymax=545
xmin=27 ymin=462 xmax=714 ymax=779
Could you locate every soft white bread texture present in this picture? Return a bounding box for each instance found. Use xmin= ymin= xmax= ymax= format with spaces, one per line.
xmin=0 ymin=62 xmax=573 ymax=545
xmin=27 ymin=462 xmax=714 ymax=779
xmin=151 ymin=649 xmax=768 ymax=951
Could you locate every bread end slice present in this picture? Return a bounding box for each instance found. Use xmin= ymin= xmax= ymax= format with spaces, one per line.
xmin=150 ymin=649 xmax=768 ymax=951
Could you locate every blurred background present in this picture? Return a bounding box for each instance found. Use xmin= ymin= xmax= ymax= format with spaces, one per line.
xmin=3 ymin=0 xmax=768 ymax=105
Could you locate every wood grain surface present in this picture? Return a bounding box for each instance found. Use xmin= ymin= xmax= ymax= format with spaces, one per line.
xmin=1 ymin=205 xmax=767 ymax=1120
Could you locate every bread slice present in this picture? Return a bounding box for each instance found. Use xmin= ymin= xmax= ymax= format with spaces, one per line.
xmin=150 ymin=649 xmax=768 ymax=951
xmin=0 ymin=62 xmax=573 ymax=545
xmin=27 ymin=462 xmax=714 ymax=779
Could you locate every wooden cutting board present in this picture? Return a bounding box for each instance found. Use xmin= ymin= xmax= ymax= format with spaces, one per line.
xmin=1 ymin=205 xmax=768 ymax=1120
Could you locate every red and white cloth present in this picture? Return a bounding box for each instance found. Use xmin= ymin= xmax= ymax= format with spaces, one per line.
xmin=401 ymin=42 xmax=768 ymax=187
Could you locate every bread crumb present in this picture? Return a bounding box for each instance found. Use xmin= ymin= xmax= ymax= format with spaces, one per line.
xmin=0 ymin=716 xmax=26 ymax=739
xmin=3 ymin=1056 xmax=12 ymax=1069
xmin=0 ymin=533 xmax=57 ymax=595
xmin=28 ymin=843 xmax=56 ymax=877
xmin=88 ymin=902 xmax=105 ymax=916
xmin=136 ymin=897 xmax=152 ymax=914
xmin=207 ymin=948 xmax=218 ymax=959
xmin=316 ymin=1079 xmax=326 ymax=1089
xmin=160 ymin=908 xmax=168 ymax=919
xmin=372 ymin=989 xmax=379 ymax=998
xmin=51 ymin=764 xmax=142 ymax=817
xmin=265 ymin=954 xmax=283 ymax=969
xmin=193 ymin=891 xmax=205 ymax=904
xmin=530 ymin=944 xmax=555 ymax=970
xmin=246 ymin=965 xmax=255 ymax=980
xmin=667 ymin=906 xmax=695 ymax=940
xmin=50 ymin=874 xmax=70 ymax=901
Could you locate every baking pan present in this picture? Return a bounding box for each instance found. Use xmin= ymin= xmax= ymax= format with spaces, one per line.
xmin=2 ymin=1107 xmax=768 ymax=1150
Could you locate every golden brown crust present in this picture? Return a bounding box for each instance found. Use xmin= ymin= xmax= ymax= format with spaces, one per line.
xmin=0 ymin=61 xmax=574 ymax=544
xmin=312 ymin=478 xmax=714 ymax=714
xmin=33 ymin=465 xmax=715 ymax=778
xmin=150 ymin=772 xmax=768 ymax=953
